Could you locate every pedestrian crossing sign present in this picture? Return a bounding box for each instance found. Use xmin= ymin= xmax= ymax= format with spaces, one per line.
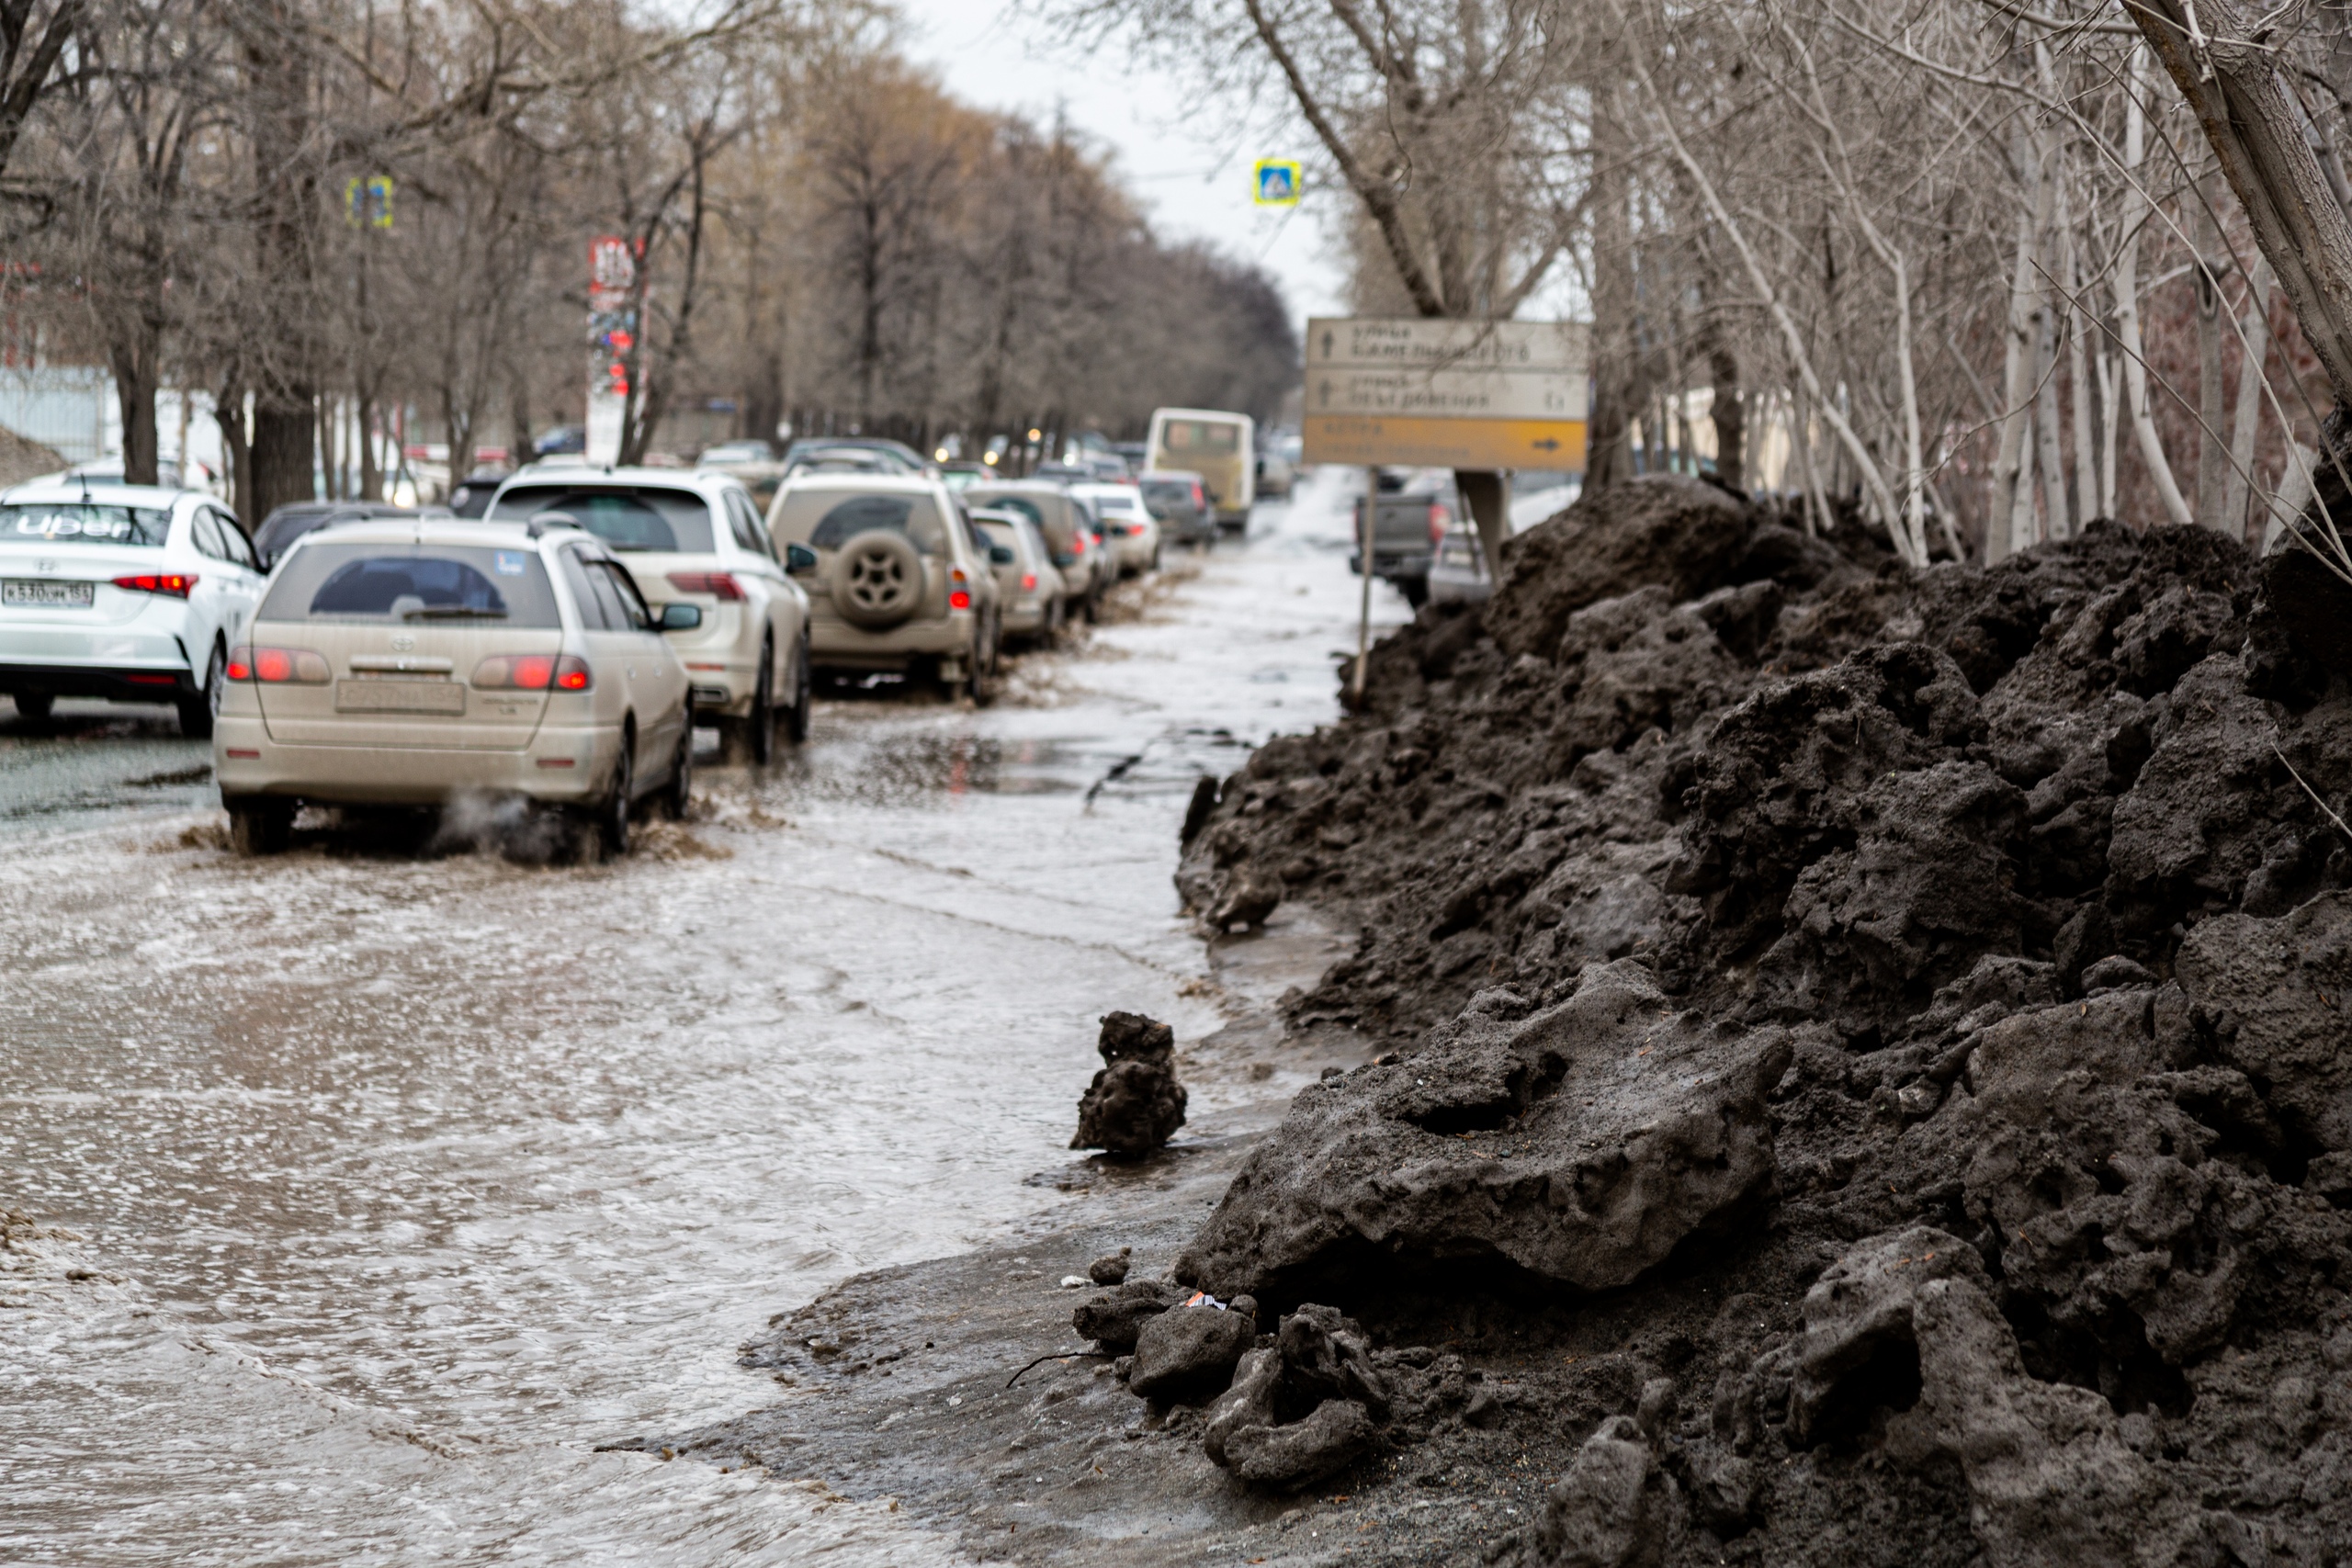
xmin=1253 ymin=160 xmax=1301 ymax=206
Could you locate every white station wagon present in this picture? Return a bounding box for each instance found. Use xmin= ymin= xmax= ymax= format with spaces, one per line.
xmin=0 ymin=480 xmax=265 ymax=735
xmin=212 ymin=515 xmax=700 ymax=856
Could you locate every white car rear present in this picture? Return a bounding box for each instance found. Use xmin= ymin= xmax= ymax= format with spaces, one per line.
xmin=212 ymin=518 xmax=699 ymax=857
xmin=485 ymin=468 xmax=812 ymax=763
xmin=972 ymin=511 xmax=1063 ymax=640
xmin=1070 ymin=483 xmax=1160 ymax=576
xmin=0 ymin=482 xmax=263 ymax=735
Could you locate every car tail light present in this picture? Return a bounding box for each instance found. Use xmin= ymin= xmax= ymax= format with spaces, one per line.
xmin=1021 ymin=572 xmax=1036 ymax=591
xmin=1428 ymin=502 xmax=1453 ymax=545
xmin=473 ymin=653 xmax=591 ymax=692
xmin=113 ymin=572 xmax=198 ymax=598
xmin=227 ymin=644 xmax=328 ymax=683
xmin=665 ymin=571 xmax=744 ymax=601
xmin=1191 ymin=484 xmax=1204 ymax=506
xmin=949 ymin=567 xmax=972 ymax=612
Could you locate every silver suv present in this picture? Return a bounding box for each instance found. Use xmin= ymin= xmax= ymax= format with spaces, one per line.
xmin=766 ymin=473 xmax=1002 ymax=702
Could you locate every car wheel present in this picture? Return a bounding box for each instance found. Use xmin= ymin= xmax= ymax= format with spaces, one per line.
xmin=662 ymin=721 xmax=693 ymax=820
xmin=780 ymin=630 xmax=811 ymax=743
xmin=225 ymin=796 xmax=293 ymax=855
xmin=970 ymin=626 xmax=999 ymax=708
xmin=595 ymin=737 xmax=634 ymax=857
xmin=12 ymin=692 xmax=51 ymax=723
xmin=178 ymin=642 xmax=224 ymax=739
xmin=1150 ymin=545 xmax=1162 ymax=571
xmin=742 ymin=639 xmax=780 ymax=771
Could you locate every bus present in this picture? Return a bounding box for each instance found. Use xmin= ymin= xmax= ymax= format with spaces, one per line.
xmin=1145 ymin=408 xmax=1254 ymax=529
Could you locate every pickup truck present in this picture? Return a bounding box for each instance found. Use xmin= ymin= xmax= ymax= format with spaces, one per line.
xmin=1347 ymin=468 xmax=1458 ymax=608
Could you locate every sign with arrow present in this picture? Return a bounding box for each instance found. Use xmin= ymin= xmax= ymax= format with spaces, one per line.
xmin=1302 ymin=317 xmax=1589 ymax=470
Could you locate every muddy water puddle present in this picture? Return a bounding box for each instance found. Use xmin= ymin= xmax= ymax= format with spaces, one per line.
xmin=0 ymin=470 xmax=1405 ymax=1565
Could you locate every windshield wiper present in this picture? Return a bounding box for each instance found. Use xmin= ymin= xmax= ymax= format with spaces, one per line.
xmin=405 ymin=606 xmax=507 ymax=620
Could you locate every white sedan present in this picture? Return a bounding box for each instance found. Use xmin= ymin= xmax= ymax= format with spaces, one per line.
xmin=0 ymin=480 xmax=264 ymax=735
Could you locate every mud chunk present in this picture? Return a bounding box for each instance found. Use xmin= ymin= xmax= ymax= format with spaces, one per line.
xmin=1087 ymin=1247 xmax=1132 ymax=1286
xmin=1071 ymin=1279 xmax=1184 ymax=1351
xmin=1207 ymin=865 xmax=1283 ymax=931
xmin=1071 ymin=1011 xmax=1187 ymax=1156
xmin=1485 ymin=474 xmax=1757 ymax=660
xmin=1203 ymin=1346 xmax=1282 ymax=1467
xmin=1532 ymin=1416 xmax=1667 ymax=1568
xmin=1788 ymin=1225 xmax=1987 ymax=1444
xmin=1223 ymin=1397 xmax=1377 ymax=1490
xmin=1177 ymin=960 xmax=1791 ymax=1301
xmin=2177 ymin=891 xmax=2352 ymax=1152
xmin=1128 ymin=1304 xmax=1254 ymax=1404
xmin=1276 ymin=1303 xmax=1389 ymax=1417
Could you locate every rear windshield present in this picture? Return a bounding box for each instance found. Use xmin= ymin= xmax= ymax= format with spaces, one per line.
xmin=0 ymin=502 xmax=173 ymax=547
xmin=1158 ymin=420 xmax=1241 ymax=457
xmin=259 ymin=542 xmax=561 ymax=626
xmin=1142 ymin=479 xmax=1193 ymax=501
xmin=975 ymin=520 xmax=1018 ymax=552
xmin=485 ymin=485 xmax=716 ymax=554
xmin=772 ymin=491 xmax=947 ymax=555
xmin=1088 ymin=491 xmax=1142 ymax=514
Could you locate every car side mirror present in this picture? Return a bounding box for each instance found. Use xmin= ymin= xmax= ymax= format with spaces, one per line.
xmin=785 ymin=542 xmax=817 ymax=573
xmin=659 ymin=603 xmax=703 ymax=632
xmin=989 ymin=544 xmax=1015 ymax=566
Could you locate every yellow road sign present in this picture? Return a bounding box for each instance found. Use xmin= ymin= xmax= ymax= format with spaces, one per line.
xmin=1302 ymin=413 xmax=1588 ymax=471
xmin=1253 ymin=160 xmax=1301 ymax=206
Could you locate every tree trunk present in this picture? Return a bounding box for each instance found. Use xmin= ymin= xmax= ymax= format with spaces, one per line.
xmin=1585 ymin=87 xmax=1638 ymax=489
xmin=1707 ymin=333 xmax=1744 ymax=491
xmin=2223 ymin=263 xmax=2274 ymax=542
xmin=1991 ymin=200 xmax=2038 ymax=564
xmin=107 ymin=324 xmax=160 ymax=489
xmin=248 ymin=393 xmax=315 ymax=520
xmin=2194 ymin=201 xmax=2231 ymax=528
xmin=2114 ymin=49 xmax=2195 ymax=528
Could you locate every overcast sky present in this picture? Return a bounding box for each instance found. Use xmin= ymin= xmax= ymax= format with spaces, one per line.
xmin=889 ymin=0 xmax=1348 ymax=325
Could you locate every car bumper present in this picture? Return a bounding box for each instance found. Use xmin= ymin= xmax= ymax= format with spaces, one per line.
xmin=809 ymin=611 xmax=972 ymax=670
xmin=674 ymin=656 xmax=757 ymax=716
xmin=0 ymin=659 xmax=195 ymax=702
xmin=213 ymin=716 xmax=622 ymax=807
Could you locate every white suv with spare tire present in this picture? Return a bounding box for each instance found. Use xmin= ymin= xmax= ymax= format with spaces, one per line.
xmin=765 ymin=472 xmax=1002 ymax=701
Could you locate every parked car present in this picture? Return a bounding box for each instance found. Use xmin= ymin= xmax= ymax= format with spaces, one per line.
xmin=697 ymin=441 xmax=774 ymax=468
xmin=765 ymin=473 xmax=1001 ymax=701
xmin=1349 ymin=468 xmax=1458 ymax=608
xmin=534 ymin=425 xmax=586 ymax=457
xmin=1255 ymin=443 xmax=1296 ymax=501
xmin=1070 ymin=482 xmax=1160 ymax=575
xmin=1138 ymin=470 xmax=1216 ymax=547
xmin=445 ymin=469 xmax=512 ymax=519
xmin=0 ymin=480 xmax=263 ymax=736
xmin=484 ymin=468 xmax=811 ymax=763
xmin=253 ymin=501 xmax=447 ymax=570
xmin=781 ymin=437 xmax=928 ymax=473
xmin=212 ymin=516 xmax=700 ymax=856
xmin=1426 ymin=521 xmax=1495 ymax=606
xmin=938 ymin=461 xmax=993 ymax=491
xmin=785 ymin=448 xmax=897 ymax=481
xmin=970 ymin=507 xmax=1064 ymax=642
xmin=1111 ymin=441 xmax=1148 ymax=469
xmin=960 ymin=480 xmax=1109 ymax=621
xmin=1146 ymin=408 xmax=1254 ymax=528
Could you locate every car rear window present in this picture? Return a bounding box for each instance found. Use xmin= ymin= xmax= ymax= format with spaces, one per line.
xmin=772 ymin=491 xmax=947 ymax=555
xmin=259 ymin=542 xmax=561 ymax=626
xmin=1142 ymin=479 xmax=1192 ymax=502
xmin=0 ymin=502 xmax=173 ymax=547
xmin=975 ymin=520 xmax=1018 ymax=551
xmin=485 ymin=486 xmax=716 ymax=553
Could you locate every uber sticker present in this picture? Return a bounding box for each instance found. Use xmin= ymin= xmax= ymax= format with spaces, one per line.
xmin=493 ymin=550 xmax=526 ymax=576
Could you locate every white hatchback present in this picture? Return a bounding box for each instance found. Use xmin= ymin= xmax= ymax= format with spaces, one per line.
xmin=1070 ymin=482 xmax=1161 ymax=577
xmin=485 ymin=468 xmax=812 ymax=763
xmin=0 ymin=481 xmax=264 ymax=735
xmin=212 ymin=517 xmax=700 ymax=856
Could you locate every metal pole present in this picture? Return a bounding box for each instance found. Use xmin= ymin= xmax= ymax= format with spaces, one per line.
xmin=1353 ymin=464 xmax=1375 ymax=705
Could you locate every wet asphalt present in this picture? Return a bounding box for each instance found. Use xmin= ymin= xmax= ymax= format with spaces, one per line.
xmin=0 ymin=470 xmax=1409 ymax=1567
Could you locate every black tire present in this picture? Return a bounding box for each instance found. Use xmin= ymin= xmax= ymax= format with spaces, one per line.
xmin=1397 ymin=574 xmax=1430 ymax=609
xmin=178 ymin=642 xmax=224 ymax=739
xmin=1150 ymin=544 xmax=1162 ymax=571
xmin=969 ymin=622 xmax=999 ymax=707
xmin=595 ymin=736 xmax=634 ymax=857
xmin=779 ymin=630 xmax=811 ymax=743
xmin=12 ymin=692 xmax=51 ymax=722
xmin=662 ymin=721 xmax=693 ymax=820
xmin=225 ymin=796 xmax=293 ymax=855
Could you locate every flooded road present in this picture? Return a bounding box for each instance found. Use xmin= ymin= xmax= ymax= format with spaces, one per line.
xmin=0 ymin=468 xmax=1408 ymax=1566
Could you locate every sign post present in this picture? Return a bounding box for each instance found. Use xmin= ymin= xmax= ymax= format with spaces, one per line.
xmin=1305 ymin=318 xmax=1589 ymax=681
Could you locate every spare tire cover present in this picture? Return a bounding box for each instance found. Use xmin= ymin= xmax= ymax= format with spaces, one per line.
xmin=829 ymin=529 xmax=924 ymax=629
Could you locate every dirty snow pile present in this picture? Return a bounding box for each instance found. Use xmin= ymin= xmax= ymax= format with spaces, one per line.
xmin=1167 ymin=475 xmax=2352 ymax=1564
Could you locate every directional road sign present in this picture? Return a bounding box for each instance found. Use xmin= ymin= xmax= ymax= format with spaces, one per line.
xmin=1302 ymin=317 xmax=1589 ymax=470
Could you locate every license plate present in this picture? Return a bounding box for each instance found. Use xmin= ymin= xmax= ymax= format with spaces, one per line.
xmin=335 ymin=679 xmax=465 ymax=715
xmin=3 ymin=579 xmax=93 ymax=608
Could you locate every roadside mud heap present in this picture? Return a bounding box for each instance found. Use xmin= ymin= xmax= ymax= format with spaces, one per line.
xmin=1168 ymin=475 xmax=2352 ymax=1562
